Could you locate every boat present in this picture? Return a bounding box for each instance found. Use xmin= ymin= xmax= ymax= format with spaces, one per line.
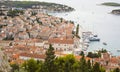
xmin=93 ymin=34 xmax=98 ymax=37
xmin=103 ymin=42 xmax=107 ymax=45
xmin=83 ymin=39 xmax=90 ymax=43
xmin=65 ymin=14 xmax=68 ymax=16
xmin=82 ymin=47 xmax=88 ymax=51
xmin=89 ymin=37 xmax=100 ymax=41
xmin=117 ymin=49 xmax=120 ymax=52
xmin=82 ymin=31 xmax=100 ymax=42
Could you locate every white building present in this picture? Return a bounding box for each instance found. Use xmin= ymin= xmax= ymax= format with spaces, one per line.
xmin=19 ymin=53 xmax=45 ymax=61
xmin=48 ymin=38 xmax=74 ymax=51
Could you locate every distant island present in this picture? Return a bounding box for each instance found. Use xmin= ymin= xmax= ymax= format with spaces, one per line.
xmin=101 ymin=2 xmax=120 ymax=15
xmin=101 ymin=2 xmax=120 ymax=7
xmin=111 ymin=9 xmax=120 ymax=15
xmin=0 ymin=1 xmax=75 ymax=13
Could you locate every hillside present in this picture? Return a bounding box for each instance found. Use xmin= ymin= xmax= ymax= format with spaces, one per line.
xmin=0 ymin=1 xmax=74 ymax=12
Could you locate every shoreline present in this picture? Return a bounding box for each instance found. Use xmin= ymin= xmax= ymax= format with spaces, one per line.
xmin=0 ymin=1 xmax=75 ymax=13
xmin=47 ymin=6 xmax=120 ymax=56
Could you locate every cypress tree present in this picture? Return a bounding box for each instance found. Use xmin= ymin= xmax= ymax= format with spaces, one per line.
xmin=87 ymin=60 xmax=92 ymax=72
xmin=76 ymin=24 xmax=79 ymax=35
xmin=113 ymin=68 xmax=120 ymax=72
xmin=79 ymin=55 xmax=88 ymax=72
xmin=44 ymin=44 xmax=55 ymax=72
xmin=92 ymin=62 xmax=101 ymax=72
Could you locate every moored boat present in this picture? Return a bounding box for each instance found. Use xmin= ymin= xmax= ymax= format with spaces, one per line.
xmin=117 ymin=49 xmax=120 ymax=52
xmin=103 ymin=42 xmax=107 ymax=45
xmin=89 ymin=37 xmax=100 ymax=41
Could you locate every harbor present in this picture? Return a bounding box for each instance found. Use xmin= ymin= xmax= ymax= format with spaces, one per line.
xmin=44 ymin=0 xmax=120 ymax=56
xmin=80 ymin=31 xmax=100 ymax=52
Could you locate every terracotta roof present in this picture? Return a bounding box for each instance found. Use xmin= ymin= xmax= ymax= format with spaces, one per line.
xmin=12 ymin=54 xmax=19 ymax=59
xmin=55 ymin=52 xmax=67 ymax=57
xmin=19 ymin=53 xmax=46 ymax=59
xmin=110 ymin=57 xmax=119 ymax=64
xmin=10 ymin=59 xmax=24 ymax=64
xmin=48 ymin=38 xmax=74 ymax=44
xmin=75 ymin=55 xmax=91 ymax=61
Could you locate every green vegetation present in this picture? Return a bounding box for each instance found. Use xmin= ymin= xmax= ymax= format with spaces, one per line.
xmin=76 ymin=24 xmax=79 ymax=35
xmin=43 ymin=44 xmax=56 ymax=72
xmin=113 ymin=68 xmax=120 ymax=72
xmin=36 ymin=18 xmax=42 ymax=25
xmin=10 ymin=45 xmax=107 ymax=72
xmin=7 ymin=9 xmax=24 ymax=17
xmin=23 ymin=59 xmax=39 ymax=72
xmin=87 ymin=52 xmax=100 ymax=58
xmin=3 ymin=35 xmax=14 ymax=40
xmin=87 ymin=49 xmax=107 ymax=58
xmin=101 ymin=2 xmax=120 ymax=7
xmin=101 ymin=2 xmax=120 ymax=14
xmin=4 ymin=16 xmax=7 ymax=19
xmin=79 ymin=51 xmax=84 ymax=56
xmin=92 ymin=62 xmax=104 ymax=72
xmin=75 ymin=24 xmax=80 ymax=39
xmin=31 ymin=12 xmax=37 ymax=16
xmin=110 ymin=68 xmax=120 ymax=72
xmin=10 ymin=63 xmax=19 ymax=72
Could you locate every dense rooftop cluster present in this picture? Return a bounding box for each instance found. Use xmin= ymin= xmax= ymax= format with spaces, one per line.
xmin=0 ymin=9 xmax=75 ymax=41
xmin=0 ymin=3 xmax=120 ymax=72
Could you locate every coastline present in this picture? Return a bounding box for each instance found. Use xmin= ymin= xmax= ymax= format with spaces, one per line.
xmin=0 ymin=1 xmax=120 ymax=71
xmin=1 ymin=0 xmax=120 ymax=56
xmin=0 ymin=1 xmax=75 ymax=13
xmin=46 ymin=1 xmax=120 ymax=56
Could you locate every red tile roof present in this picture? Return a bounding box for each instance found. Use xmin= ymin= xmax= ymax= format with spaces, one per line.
xmin=19 ymin=53 xmax=46 ymax=59
xmin=48 ymin=38 xmax=74 ymax=44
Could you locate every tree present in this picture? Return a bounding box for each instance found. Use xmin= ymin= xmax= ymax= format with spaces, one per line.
xmin=113 ymin=68 xmax=120 ymax=72
xmin=36 ymin=60 xmax=44 ymax=72
xmin=87 ymin=52 xmax=99 ymax=58
xmin=7 ymin=9 xmax=24 ymax=17
xmin=22 ymin=59 xmax=38 ymax=72
xmin=54 ymin=54 xmax=79 ymax=72
xmin=72 ymin=61 xmax=80 ymax=72
xmin=80 ymin=51 xmax=84 ymax=56
xmin=87 ymin=60 xmax=92 ymax=72
xmin=75 ymin=24 xmax=80 ymax=38
xmin=100 ymin=66 xmax=106 ymax=72
xmin=4 ymin=16 xmax=7 ymax=19
xmin=10 ymin=63 xmax=19 ymax=72
xmin=54 ymin=57 xmax=65 ymax=72
xmin=92 ymin=62 xmax=101 ymax=72
xmin=44 ymin=44 xmax=56 ymax=72
xmin=64 ymin=55 xmax=76 ymax=72
xmin=79 ymin=55 xmax=88 ymax=72
xmin=97 ymin=49 xmax=107 ymax=57
xmin=76 ymin=24 xmax=79 ymax=35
